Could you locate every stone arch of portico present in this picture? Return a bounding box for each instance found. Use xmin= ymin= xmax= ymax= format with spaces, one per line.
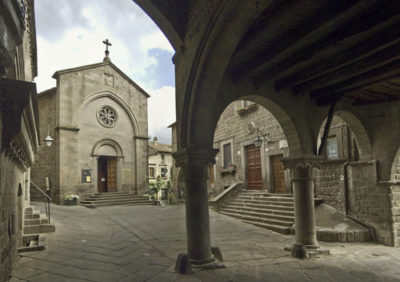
xmin=91 ymin=138 xmax=124 ymax=158
xmin=316 ymin=106 xmax=373 ymax=161
xmin=169 ymin=2 xmax=324 ymax=157
xmin=212 ymin=93 xmax=303 ymax=158
xmin=72 ymin=91 xmax=140 ymax=136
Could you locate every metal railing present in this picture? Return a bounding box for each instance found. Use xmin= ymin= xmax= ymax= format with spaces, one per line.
xmin=30 ymin=181 xmax=52 ymax=224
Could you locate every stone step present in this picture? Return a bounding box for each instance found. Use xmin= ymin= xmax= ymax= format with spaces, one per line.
xmin=81 ymin=201 xmax=153 ymax=208
xmin=80 ymin=197 xmax=150 ymax=204
xmin=94 ymin=192 xmax=130 ymax=196
xmin=24 ymin=218 xmax=49 ymax=226
xmin=24 ymin=224 xmax=55 ymax=235
xmin=221 ymin=206 xmax=294 ymax=222
xmin=85 ymin=195 xmax=145 ymax=200
xmin=225 ymin=203 xmax=294 ymax=215
xmin=24 ymin=213 xmax=40 ymax=220
xmin=242 ymin=221 xmax=291 ymax=235
xmin=219 ymin=211 xmax=293 ymax=228
xmin=24 ymin=207 xmax=34 ymax=214
xmin=236 ymin=196 xmax=294 ymax=204
xmin=18 ymin=234 xmax=45 ymax=253
xmin=230 ymin=200 xmax=294 ymax=210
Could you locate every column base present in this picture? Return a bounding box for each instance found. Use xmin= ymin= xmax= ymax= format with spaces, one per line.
xmin=175 ymin=248 xmax=225 ymax=274
xmin=284 ymin=243 xmax=330 ymax=259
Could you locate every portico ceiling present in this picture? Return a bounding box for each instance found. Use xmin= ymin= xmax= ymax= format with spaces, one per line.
xmin=226 ymin=0 xmax=400 ymax=106
xmin=136 ymin=0 xmax=400 ymax=107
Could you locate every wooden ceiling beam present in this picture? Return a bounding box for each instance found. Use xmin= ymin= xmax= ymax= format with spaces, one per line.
xmin=229 ymin=0 xmax=357 ymax=80
xmin=291 ymin=40 xmax=400 ymax=95
xmin=275 ymin=19 xmax=400 ymax=92
xmin=310 ymin=60 xmax=400 ymax=100
xmin=249 ymin=1 xmax=400 ymax=89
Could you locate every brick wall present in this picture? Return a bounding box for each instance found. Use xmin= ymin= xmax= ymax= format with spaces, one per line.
xmin=31 ymin=90 xmax=57 ymax=203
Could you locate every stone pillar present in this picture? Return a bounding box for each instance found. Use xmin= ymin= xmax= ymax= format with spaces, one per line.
xmin=173 ymin=147 xmax=221 ymax=271
xmin=282 ymin=156 xmax=320 ymax=256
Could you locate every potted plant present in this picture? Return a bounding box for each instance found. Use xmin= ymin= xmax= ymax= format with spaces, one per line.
xmin=65 ymin=194 xmax=79 ymax=206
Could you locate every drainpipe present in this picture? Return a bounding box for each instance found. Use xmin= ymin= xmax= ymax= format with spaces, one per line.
xmin=343 ymin=125 xmax=350 ymax=215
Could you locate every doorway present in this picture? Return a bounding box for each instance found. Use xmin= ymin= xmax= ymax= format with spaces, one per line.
xmin=98 ymin=156 xmax=117 ymax=192
xmin=270 ymin=154 xmax=286 ymax=194
xmin=246 ymin=144 xmax=262 ymax=190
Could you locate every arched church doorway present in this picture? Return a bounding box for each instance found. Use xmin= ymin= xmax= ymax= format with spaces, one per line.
xmin=97 ymin=156 xmax=117 ymax=193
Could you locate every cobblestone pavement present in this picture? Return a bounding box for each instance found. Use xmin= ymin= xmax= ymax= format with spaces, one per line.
xmin=9 ymin=203 xmax=400 ymax=281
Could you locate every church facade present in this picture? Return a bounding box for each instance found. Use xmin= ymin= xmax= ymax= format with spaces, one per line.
xmin=31 ymin=58 xmax=149 ymax=204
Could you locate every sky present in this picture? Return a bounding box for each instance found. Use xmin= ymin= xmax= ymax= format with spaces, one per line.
xmin=34 ymin=0 xmax=175 ymax=144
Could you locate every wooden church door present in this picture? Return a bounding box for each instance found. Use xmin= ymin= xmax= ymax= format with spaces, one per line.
xmin=98 ymin=156 xmax=117 ymax=192
xmin=107 ymin=158 xmax=117 ymax=192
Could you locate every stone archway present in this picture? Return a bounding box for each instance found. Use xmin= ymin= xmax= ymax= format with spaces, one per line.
xmin=91 ymin=139 xmax=123 ymax=193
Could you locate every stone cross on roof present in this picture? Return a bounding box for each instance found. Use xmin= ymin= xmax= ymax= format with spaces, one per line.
xmin=102 ymin=39 xmax=112 ymax=62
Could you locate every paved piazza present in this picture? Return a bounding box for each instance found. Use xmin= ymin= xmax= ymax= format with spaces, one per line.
xmin=9 ymin=203 xmax=400 ymax=281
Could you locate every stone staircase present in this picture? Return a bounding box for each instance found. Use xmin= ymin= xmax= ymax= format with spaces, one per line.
xmin=23 ymin=206 xmax=55 ymax=234
xmin=218 ymin=191 xmax=295 ymax=234
xmin=18 ymin=206 xmax=55 ymax=252
xmin=216 ymin=190 xmax=372 ymax=242
xmin=80 ymin=192 xmax=154 ymax=208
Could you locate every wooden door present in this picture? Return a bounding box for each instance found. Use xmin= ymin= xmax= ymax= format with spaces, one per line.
xmin=271 ymin=154 xmax=286 ymax=194
xmin=246 ymin=145 xmax=262 ymax=190
xmin=107 ymin=157 xmax=117 ymax=192
xmin=98 ymin=157 xmax=107 ymax=192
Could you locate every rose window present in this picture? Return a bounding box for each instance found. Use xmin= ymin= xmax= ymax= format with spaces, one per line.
xmin=97 ymin=106 xmax=117 ymax=127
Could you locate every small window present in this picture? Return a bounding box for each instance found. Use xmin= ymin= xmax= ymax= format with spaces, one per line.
xmin=161 ymin=154 xmax=165 ymax=160
xmin=161 ymin=167 xmax=168 ymax=178
xmin=326 ymin=136 xmax=338 ymax=160
xmin=149 ymin=167 xmax=155 ymax=178
xmin=223 ymin=143 xmax=232 ymax=169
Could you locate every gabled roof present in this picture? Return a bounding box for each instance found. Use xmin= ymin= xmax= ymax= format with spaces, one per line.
xmin=38 ymin=87 xmax=56 ymax=97
xmin=148 ymin=141 xmax=172 ymax=154
xmin=52 ymin=60 xmax=150 ymax=98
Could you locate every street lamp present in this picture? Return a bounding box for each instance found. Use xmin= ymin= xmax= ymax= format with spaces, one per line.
xmin=253 ymin=128 xmax=271 ymax=148
xmin=44 ymin=129 xmax=54 ymax=147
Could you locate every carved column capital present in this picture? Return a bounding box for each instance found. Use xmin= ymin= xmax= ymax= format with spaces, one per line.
xmin=282 ymin=155 xmax=321 ymax=179
xmin=173 ymin=147 xmax=219 ymax=168
xmin=173 ymin=147 xmax=219 ymax=181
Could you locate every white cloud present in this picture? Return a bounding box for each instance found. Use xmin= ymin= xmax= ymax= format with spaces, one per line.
xmin=34 ymin=0 xmax=176 ymax=144
xmin=35 ymin=0 xmax=174 ymax=92
xmin=140 ymin=32 xmax=174 ymax=53
xmin=147 ymin=86 xmax=176 ymax=144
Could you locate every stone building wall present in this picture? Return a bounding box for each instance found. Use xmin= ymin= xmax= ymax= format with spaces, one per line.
xmin=315 ymin=161 xmax=346 ymax=212
xmin=31 ymin=89 xmax=57 ymax=202
xmin=148 ymin=151 xmax=174 ymax=181
xmin=212 ymin=101 xmax=289 ymax=196
xmin=0 ymin=155 xmax=21 ymax=279
xmin=0 ymin=1 xmax=39 ymax=279
xmin=346 ymin=161 xmax=394 ymax=245
xmin=390 ymin=184 xmax=400 ymax=247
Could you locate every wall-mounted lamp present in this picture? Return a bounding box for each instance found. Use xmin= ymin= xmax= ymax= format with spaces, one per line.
xmin=44 ymin=129 xmax=54 ymax=147
xmin=253 ymin=128 xmax=271 ymax=148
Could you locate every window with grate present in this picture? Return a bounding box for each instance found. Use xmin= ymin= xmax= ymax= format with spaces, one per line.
xmin=326 ymin=136 xmax=339 ymax=160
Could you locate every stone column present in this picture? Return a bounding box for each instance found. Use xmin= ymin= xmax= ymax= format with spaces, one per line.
xmin=173 ymin=147 xmax=220 ymax=270
xmin=282 ymin=156 xmax=320 ymax=257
